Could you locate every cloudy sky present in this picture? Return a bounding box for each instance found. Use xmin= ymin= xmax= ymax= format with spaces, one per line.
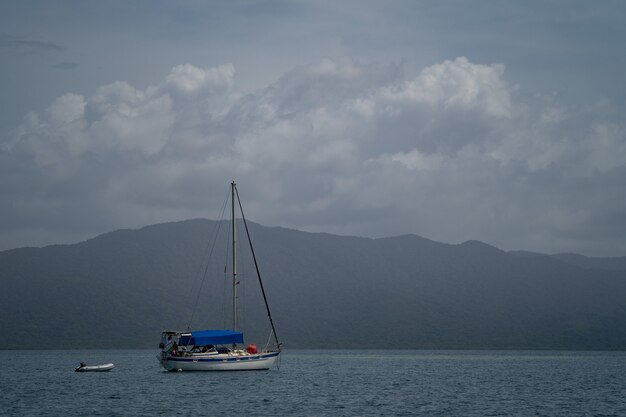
xmin=1 ymin=1 xmax=626 ymax=256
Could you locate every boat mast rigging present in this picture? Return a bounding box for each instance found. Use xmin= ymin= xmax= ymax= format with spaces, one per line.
xmin=234 ymin=184 xmax=281 ymax=349
xmin=231 ymin=181 xmax=238 ymax=332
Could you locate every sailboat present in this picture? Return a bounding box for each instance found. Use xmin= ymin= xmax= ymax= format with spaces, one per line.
xmin=157 ymin=181 xmax=281 ymax=371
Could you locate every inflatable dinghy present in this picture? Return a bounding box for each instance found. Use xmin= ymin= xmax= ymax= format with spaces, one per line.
xmin=75 ymin=363 xmax=114 ymax=372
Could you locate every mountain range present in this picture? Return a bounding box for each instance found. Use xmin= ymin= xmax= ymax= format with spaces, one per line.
xmin=1 ymin=219 xmax=625 ymax=350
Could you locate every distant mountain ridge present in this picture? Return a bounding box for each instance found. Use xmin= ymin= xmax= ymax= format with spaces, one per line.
xmin=509 ymin=250 xmax=626 ymax=271
xmin=1 ymin=219 xmax=625 ymax=350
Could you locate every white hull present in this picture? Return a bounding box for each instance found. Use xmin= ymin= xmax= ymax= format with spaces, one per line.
xmin=75 ymin=363 xmax=114 ymax=372
xmin=158 ymin=351 xmax=279 ymax=371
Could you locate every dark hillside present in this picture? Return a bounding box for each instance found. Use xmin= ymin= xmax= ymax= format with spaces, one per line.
xmin=1 ymin=219 xmax=625 ymax=349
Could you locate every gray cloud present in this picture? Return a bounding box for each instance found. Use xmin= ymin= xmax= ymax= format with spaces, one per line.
xmin=0 ymin=33 xmax=65 ymax=53
xmin=2 ymin=57 xmax=626 ymax=256
xmin=49 ymin=62 xmax=78 ymax=70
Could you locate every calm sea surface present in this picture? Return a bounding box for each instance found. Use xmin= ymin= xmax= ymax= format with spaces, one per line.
xmin=1 ymin=349 xmax=625 ymax=416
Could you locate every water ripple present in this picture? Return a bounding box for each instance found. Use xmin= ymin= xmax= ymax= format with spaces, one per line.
xmin=1 ymin=349 xmax=625 ymax=416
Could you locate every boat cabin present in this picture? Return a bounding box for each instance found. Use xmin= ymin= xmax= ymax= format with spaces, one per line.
xmin=159 ymin=329 xmax=256 ymax=358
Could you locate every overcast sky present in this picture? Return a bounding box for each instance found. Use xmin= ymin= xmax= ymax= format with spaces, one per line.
xmin=1 ymin=0 xmax=626 ymax=256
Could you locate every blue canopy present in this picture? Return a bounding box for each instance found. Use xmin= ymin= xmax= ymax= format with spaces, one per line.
xmin=179 ymin=330 xmax=244 ymax=346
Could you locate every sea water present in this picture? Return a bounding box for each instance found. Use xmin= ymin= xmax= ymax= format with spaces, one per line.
xmin=1 ymin=350 xmax=625 ymax=416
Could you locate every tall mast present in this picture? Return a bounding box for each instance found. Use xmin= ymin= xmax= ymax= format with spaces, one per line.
xmin=231 ymin=181 xmax=237 ymax=331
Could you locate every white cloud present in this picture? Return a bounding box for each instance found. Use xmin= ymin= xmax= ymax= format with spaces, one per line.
xmin=382 ymin=57 xmax=511 ymax=119
xmin=157 ymin=63 xmax=235 ymax=99
xmin=2 ymin=57 xmax=626 ymax=256
xmin=46 ymin=93 xmax=85 ymax=124
xmin=89 ymin=84 xmax=174 ymax=157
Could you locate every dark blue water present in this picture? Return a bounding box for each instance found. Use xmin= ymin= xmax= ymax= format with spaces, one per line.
xmin=1 ymin=350 xmax=625 ymax=416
